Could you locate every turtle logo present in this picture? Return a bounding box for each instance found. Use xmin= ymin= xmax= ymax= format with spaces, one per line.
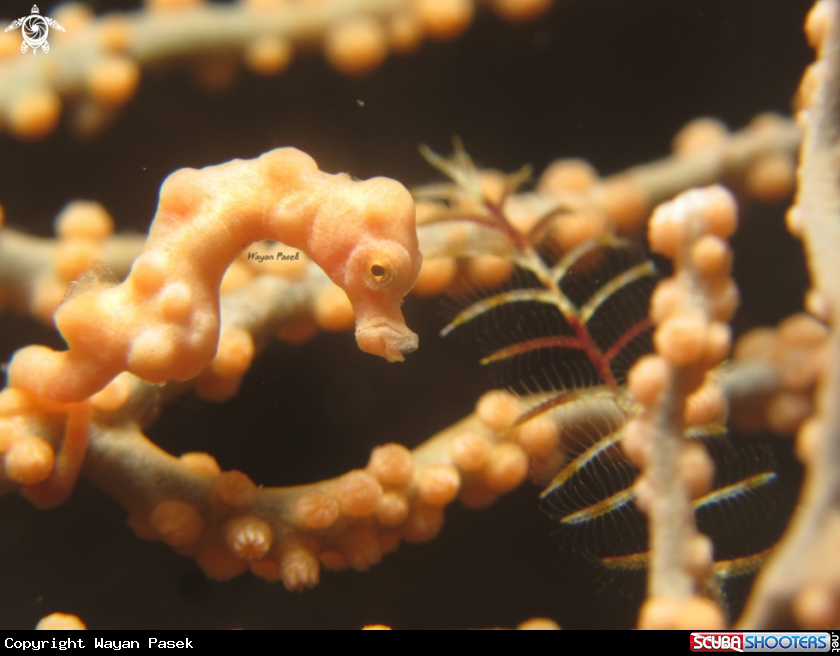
xmin=5 ymin=5 xmax=65 ymax=55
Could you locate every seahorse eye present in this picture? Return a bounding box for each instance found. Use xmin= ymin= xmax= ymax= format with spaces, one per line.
xmin=371 ymin=264 xmax=387 ymax=280
xmin=354 ymin=242 xmax=411 ymax=291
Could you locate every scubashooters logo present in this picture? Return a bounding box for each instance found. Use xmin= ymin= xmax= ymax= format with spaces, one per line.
xmin=692 ymin=634 xmax=745 ymax=652
xmin=4 ymin=5 xmax=65 ymax=54
xmin=690 ymin=632 xmax=834 ymax=653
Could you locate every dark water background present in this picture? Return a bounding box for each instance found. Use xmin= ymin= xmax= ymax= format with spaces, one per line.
xmin=0 ymin=0 xmax=813 ymax=629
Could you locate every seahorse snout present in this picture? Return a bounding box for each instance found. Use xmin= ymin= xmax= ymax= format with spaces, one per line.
xmin=356 ymin=317 xmax=419 ymax=362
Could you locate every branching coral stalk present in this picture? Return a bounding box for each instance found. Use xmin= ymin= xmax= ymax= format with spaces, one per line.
xmin=625 ymin=186 xmax=740 ymax=629
xmin=739 ymin=0 xmax=840 ymax=630
xmin=413 ymin=117 xmax=798 ymax=293
xmin=0 ymin=0 xmax=549 ymax=139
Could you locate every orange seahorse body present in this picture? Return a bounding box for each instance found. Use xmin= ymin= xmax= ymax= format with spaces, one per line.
xmin=8 ymin=148 xmax=422 ymax=402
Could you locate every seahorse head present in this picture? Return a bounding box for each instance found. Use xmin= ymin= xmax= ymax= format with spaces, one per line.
xmin=310 ymin=174 xmax=422 ymax=362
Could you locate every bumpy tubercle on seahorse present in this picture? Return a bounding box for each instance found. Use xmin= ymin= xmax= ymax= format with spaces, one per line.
xmin=7 ymin=147 xmax=422 ymax=403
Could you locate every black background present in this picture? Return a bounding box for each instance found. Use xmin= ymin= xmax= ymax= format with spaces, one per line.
xmin=0 ymin=0 xmax=814 ymax=629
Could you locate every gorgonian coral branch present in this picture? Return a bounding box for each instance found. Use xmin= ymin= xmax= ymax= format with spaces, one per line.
xmin=0 ymin=0 xmax=549 ymax=140
xmin=624 ymin=186 xmax=741 ymax=629
xmin=739 ymin=0 xmax=840 ymax=630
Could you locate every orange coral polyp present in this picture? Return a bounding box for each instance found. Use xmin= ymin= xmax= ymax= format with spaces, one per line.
xmin=149 ymin=499 xmax=205 ymax=548
xmin=3 ymin=436 xmax=55 ymax=485
xmin=335 ymin=470 xmax=383 ymax=517
xmin=415 ymin=463 xmax=461 ymax=506
xmin=292 ymin=490 xmax=340 ymax=529
xmin=368 ymin=443 xmax=414 ymax=486
xmin=7 ymin=148 xmax=421 ymax=403
xmin=224 ymin=515 xmax=273 ymax=560
xmin=449 ymin=431 xmax=491 ymax=471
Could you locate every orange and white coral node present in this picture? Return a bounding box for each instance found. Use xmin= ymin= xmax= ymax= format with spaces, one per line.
xmin=627 ymin=354 xmax=669 ymax=408
xmin=449 ymin=431 xmax=491 ymax=471
xmin=547 ymin=210 xmax=608 ymax=252
xmin=244 ymin=36 xmax=293 ymax=76
xmin=621 ymin=417 xmax=652 ymax=468
xmin=690 ymin=235 xmax=731 ymax=279
xmin=98 ymin=16 xmax=132 ymax=53
xmin=679 ymin=442 xmax=715 ymax=500
xmin=324 ymin=18 xmax=389 ymax=76
xmin=55 ymin=239 xmax=103 ymax=283
xmin=793 ymin=583 xmax=840 ymax=630
xmin=482 ymin=442 xmax=528 ymax=493
xmin=412 ymin=257 xmax=457 ymax=297
xmin=413 ymin=0 xmax=474 ymax=40
xmin=516 ymin=414 xmax=559 ymax=458
xmin=7 ymin=148 xmax=422 ymax=402
xmin=401 ymin=501 xmax=444 ymax=543
xmin=684 ymin=382 xmax=726 ymax=426
xmin=538 ymin=158 xmax=598 ymax=194
xmin=697 ymin=187 xmax=738 ymax=239
xmin=86 ymin=57 xmax=141 ymax=108
xmin=314 ymin=284 xmax=355 ymax=331
xmin=180 ymin=452 xmax=222 ymax=476
xmin=767 ymin=391 xmax=813 ymax=435
xmin=671 ymin=117 xmax=729 ymax=156
xmin=277 ymin=536 xmax=320 ymax=591
xmin=639 ymin=596 xmax=726 ymax=630
xmin=796 ymin=419 xmax=824 ymax=464
xmin=744 ymin=153 xmax=795 ymax=202
xmin=52 ymin=3 xmax=95 ymax=33
xmin=335 ymin=470 xmax=383 ymax=517
xmin=35 ymin=613 xmax=87 ymax=630
xmin=415 ymin=463 xmax=461 ymax=506
xmin=55 ymin=201 xmax=114 ymax=241
xmin=8 ymin=89 xmax=62 ymax=140
xmin=805 ymin=1 xmax=832 ymax=50
xmin=489 ymin=0 xmax=552 ymax=23
xmin=3 ymin=435 xmax=55 ymax=485
xmin=600 ymin=178 xmax=649 ymax=233
xmin=654 ymin=310 xmax=709 ymax=367
xmin=368 ymin=443 xmax=414 ymax=486
xmin=149 ymin=499 xmax=205 ymax=548
xmin=632 ymin=474 xmax=654 ymax=514
xmin=465 ymin=254 xmax=514 ymax=289
xmin=388 ymin=13 xmax=423 ymax=53
xmin=648 ymin=186 xmax=737 ymax=259
xmin=779 ymin=313 xmax=829 ymax=348
xmin=211 ymin=470 xmax=258 ymax=508
xmin=339 ymin=527 xmax=383 ymax=571
xmin=685 ymin=533 xmax=714 ymax=581
xmin=476 ymin=389 xmax=523 ymax=433
xmin=376 ymin=490 xmax=410 ymax=526
xmin=224 ymin=515 xmax=273 ymax=560
xmin=292 ymin=490 xmax=340 ymax=529
xmin=516 ymin=617 xmax=561 ymax=630
xmin=195 ymin=538 xmax=250 ymax=580
xmin=211 ymin=327 xmax=255 ymax=379
xmin=90 ymin=372 xmax=132 ymax=411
